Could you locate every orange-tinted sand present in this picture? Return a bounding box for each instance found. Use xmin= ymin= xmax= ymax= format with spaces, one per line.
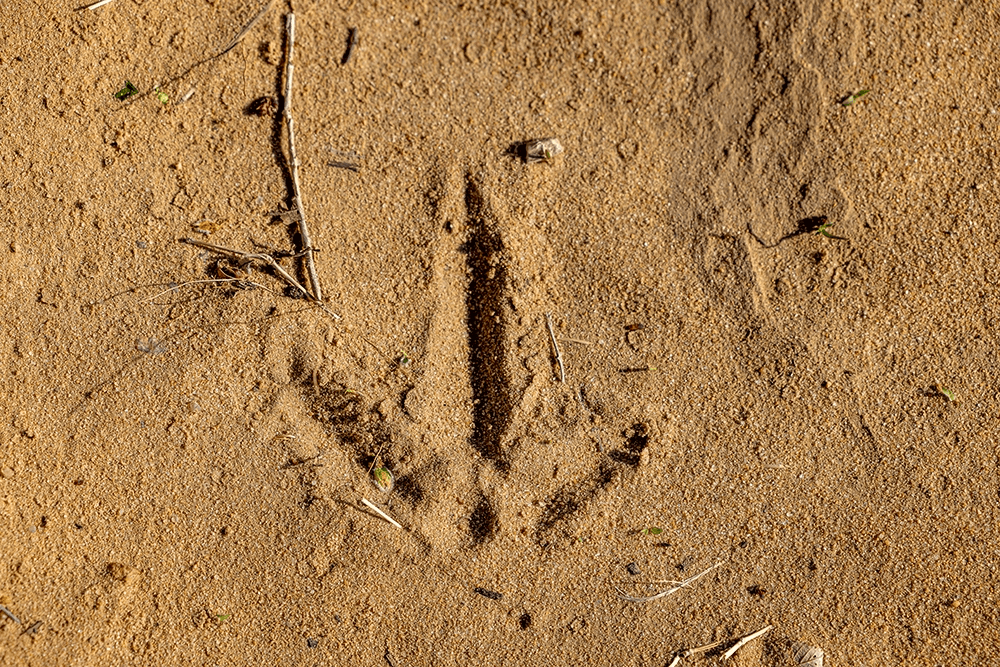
xmin=2 ymin=1 xmax=999 ymax=664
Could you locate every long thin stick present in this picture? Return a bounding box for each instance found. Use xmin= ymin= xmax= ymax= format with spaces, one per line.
xmin=179 ymin=238 xmax=309 ymax=295
xmin=545 ymin=313 xmax=565 ymax=383
xmin=142 ymin=278 xmax=269 ymax=303
xmin=721 ymin=625 xmax=773 ymax=660
xmin=617 ymin=562 xmax=721 ymax=603
xmin=360 ymin=498 xmax=402 ymax=529
xmin=84 ymin=0 xmax=116 ymax=9
xmin=283 ymin=14 xmax=322 ymax=303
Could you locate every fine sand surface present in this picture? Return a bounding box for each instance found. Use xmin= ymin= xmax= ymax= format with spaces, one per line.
xmin=2 ymin=1 xmax=999 ymax=664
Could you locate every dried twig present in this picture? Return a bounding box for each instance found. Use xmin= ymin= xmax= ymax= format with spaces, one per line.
xmin=360 ymin=498 xmax=402 ymax=529
xmin=0 ymin=604 xmax=20 ymax=624
xmin=283 ymin=14 xmax=322 ymax=303
xmin=178 ymin=238 xmax=340 ymax=319
xmin=21 ymin=620 xmax=42 ymax=636
xmin=84 ymin=0 xmax=116 ymax=9
xmin=545 ymin=313 xmax=565 ymax=383
xmin=219 ymin=0 xmax=273 ymax=56
xmin=142 ymin=278 xmax=269 ymax=303
xmin=616 ymin=562 xmax=721 ymax=603
xmin=681 ymin=639 xmax=725 ymax=658
xmin=179 ymin=238 xmax=307 ymax=294
xmin=722 ymin=625 xmax=773 ymax=661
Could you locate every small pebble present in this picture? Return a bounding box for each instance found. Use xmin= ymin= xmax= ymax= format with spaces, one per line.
xmin=1 ymin=466 xmax=14 ymax=479
xmin=626 ymin=562 xmax=641 ymax=576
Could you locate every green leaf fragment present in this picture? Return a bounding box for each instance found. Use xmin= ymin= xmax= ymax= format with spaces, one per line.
xmin=373 ymin=467 xmax=394 ymax=493
xmin=115 ymin=80 xmax=139 ymax=101
xmin=815 ymin=221 xmax=847 ymax=241
xmin=843 ymin=89 xmax=870 ymax=107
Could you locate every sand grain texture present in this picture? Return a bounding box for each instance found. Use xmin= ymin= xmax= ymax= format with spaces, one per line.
xmin=2 ymin=0 xmax=999 ymax=664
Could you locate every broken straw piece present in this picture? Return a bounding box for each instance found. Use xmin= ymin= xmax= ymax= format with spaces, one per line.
xmin=722 ymin=625 xmax=772 ymax=660
xmin=616 ymin=562 xmax=721 ymax=603
xmin=791 ymin=641 xmax=824 ymax=667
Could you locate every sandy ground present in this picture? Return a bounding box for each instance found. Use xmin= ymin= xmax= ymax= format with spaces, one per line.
xmin=2 ymin=0 xmax=1000 ymax=664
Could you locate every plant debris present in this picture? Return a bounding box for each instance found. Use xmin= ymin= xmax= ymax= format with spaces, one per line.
xmin=617 ymin=562 xmax=720 ymax=603
xmin=842 ymin=89 xmax=870 ymax=107
xmin=521 ymin=138 xmax=564 ymax=163
xmin=474 ymin=587 xmax=502 ymax=601
xmin=791 ymin=641 xmax=824 ymax=666
xmin=114 ymin=80 xmax=139 ymax=101
xmin=373 ymin=466 xmax=394 ymax=493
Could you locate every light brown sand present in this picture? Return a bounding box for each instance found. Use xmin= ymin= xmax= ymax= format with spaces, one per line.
xmin=2 ymin=0 xmax=999 ymax=664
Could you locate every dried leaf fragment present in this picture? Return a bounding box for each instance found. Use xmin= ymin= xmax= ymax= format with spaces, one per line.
xmin=523 ymin=137 xmax=564 ymax=163
xmin=791 ymin=641 xmax=824 ymax=667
